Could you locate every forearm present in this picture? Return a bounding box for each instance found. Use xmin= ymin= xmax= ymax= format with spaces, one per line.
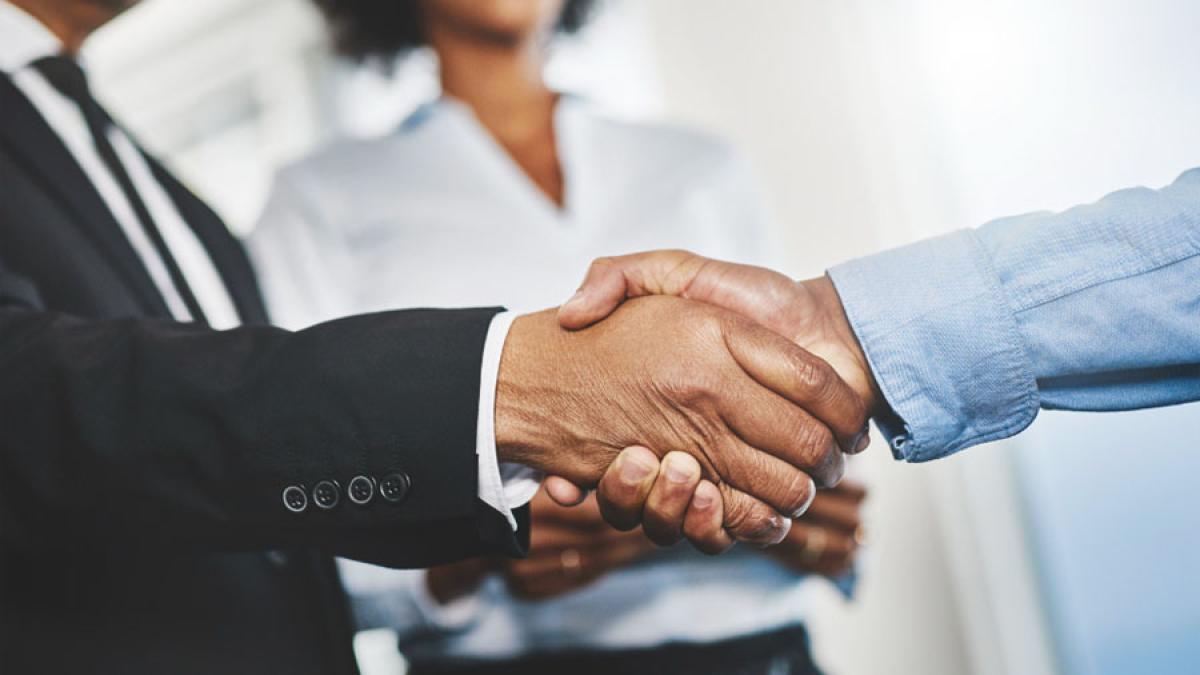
xmin=0 ymin=305 xmax=506 ymax=565
xmin=828 ymin=167 xmax=1200 ymax=461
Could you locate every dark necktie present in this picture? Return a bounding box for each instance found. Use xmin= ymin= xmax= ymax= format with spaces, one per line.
xmin=33 ymin=55 xmax=208 ymax=324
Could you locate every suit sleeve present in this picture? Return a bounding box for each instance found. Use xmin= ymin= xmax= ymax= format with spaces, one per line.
xmin=0 ymin=263 xmax=527 ymax=567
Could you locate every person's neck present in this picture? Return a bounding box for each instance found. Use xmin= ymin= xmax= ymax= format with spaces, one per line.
xmin=434 ymin=32 xmax=557 ymax=147
xmin=10 ymin=0 xmax=118 ymax=55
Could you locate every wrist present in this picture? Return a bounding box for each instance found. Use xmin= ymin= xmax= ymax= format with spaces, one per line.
xmin=495 ymin=313 xmax=549 ymax=467
xmin=494 ymin=311 xmax=595 ymax=483
xmin=801 ymin=275 xmax=883 ymax=415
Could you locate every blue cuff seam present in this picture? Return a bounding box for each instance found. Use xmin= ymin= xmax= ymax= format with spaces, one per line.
xmin=900 ymin=231 xmax=1039 ymax=461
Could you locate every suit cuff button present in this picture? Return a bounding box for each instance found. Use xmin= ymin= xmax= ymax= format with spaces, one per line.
xmin=313 ymin=479 xmax=341 ymax=510
xmin=282 ymin=485 xmax=308 ymax=513
xmin=379 ymin=472 xmax=411 ymax=504
xmin=347 ymin=475 xmax=376 ymax=506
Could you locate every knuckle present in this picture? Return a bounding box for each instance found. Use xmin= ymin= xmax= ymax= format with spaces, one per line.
xmin=692 ymin=309 xmax=732 ymax=348
xmin=847 ymin=398 xmax=869 ymax=430
xmin=663 ymin=372 xmax=717 ymax=410
xmin=727 ymin=445 xmax=773 ymax=491
xmin=793 ymin=421 xmax=835 ymax=470
xmin=721 ymin=493 xmax=754 ymax=530
xmin=726 ymin=500 xmax=787 ymax=545
xmin=589 ymin=256 xmax=616 ymax=273
xmin=789 ymin=351 xmax=828 ymax=396
xmin=779 ymin=471 xmax=817 ymax=517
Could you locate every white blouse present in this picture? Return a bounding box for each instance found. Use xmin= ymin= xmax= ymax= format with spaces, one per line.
xmin=248 ymin=96 xmax=822 ymax=660
xmin=249 ymin=96 xmax=774 ymax=326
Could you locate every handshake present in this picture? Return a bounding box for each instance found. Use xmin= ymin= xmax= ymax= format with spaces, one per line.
xmin=496 ymin=250 xmax=881 ymax=552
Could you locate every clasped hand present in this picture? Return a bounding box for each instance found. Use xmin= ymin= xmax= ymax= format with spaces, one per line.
xmin=495 ymin=250 xmax=879 ymax=552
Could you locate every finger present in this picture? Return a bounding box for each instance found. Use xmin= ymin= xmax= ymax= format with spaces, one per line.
xmin=506 ymin=533 xmax=652 ymax=595
xmin=722 ymin=316 xmax=869 ymax=455
xmin=718 ymin=374 xmax=847 ymax=491
xmin=596 ymin=446 xmax=660 ymax=531
xmin=504 ymin=549 xmax=591 ymax=589
xmin=829 ymin=478 xmax=869 ymax=502
xmin=558 ymin=250 xmax=701 ymax=330
xmin=683 ymin=480 xmax=733 ymax=554
xmin=504 ymin=562 xmax=578 ymax=600
xmin=710 ymin=431 xmax=821 ymax=519
xmin=793 ymin=525 xmax=859 ymax=576
xmin=533 ymin=491 xmax=610 ymax=531
xmin=529 ymin=519 xmax=602 ymax=550
xmin=800 ymin=493 xmax=863 ymax=533
xmin=544 ymin=476 xmax=589 ymax=507
xmin=642 ymin=452 xmax=703 ymax=546
xmin=720 ymin=484 xmax=795 ymax=547
xmin=592 ymin=537 xmax=657 ymax=570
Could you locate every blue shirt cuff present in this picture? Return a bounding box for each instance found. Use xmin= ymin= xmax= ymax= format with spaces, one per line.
xmin=827 ymin=230 xmax=1040 ymax=461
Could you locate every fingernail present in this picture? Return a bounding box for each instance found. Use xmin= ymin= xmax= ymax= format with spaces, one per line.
xmin=692 ymin=489 xmax=715 ymax=510
xmin=664 ymin=456 xmax=694 ymax=484
xmin=852 ymin=431 xmax=871 ymax=454
xmin=790 ymin=479 xmax=817 ymax=518
xmin=619 ymin=455 xmax=655 ymax=485
xmin=752 ymin=514 xmax=790 ymax=546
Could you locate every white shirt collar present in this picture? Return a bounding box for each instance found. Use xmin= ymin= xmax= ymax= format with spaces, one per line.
xmin=0 ymin=1 xmax=65 ymax=73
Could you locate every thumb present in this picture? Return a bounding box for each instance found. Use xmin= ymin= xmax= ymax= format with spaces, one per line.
xmin=558 ymin=250 xmax=702 ymax=330
xmin=544 ymin=475 xmax=590 ymax=506
xmin=557 ymin=257 xmax=636 ymax=330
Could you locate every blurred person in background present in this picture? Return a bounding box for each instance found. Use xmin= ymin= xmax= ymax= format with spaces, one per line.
xmin=249 ymin=1 xmax=867 ymax=674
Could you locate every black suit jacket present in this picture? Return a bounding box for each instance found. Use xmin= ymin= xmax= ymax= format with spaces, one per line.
xmin=0 ymin=73 xmax=525 ymax=674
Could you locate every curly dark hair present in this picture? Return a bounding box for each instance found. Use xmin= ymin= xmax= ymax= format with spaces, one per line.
xmin=311 ymin=0 xmax=598 ymax=62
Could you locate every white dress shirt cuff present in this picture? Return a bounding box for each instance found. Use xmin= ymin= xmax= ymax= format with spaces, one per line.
xmin=476 ymin=311 xmax=541 ymax=531
xmin=410 ymin=570 xmax=487 ymax=632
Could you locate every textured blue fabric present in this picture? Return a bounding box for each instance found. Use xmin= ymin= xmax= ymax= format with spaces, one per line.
xmin=829 ymin=168 xmax=1200 ymax=462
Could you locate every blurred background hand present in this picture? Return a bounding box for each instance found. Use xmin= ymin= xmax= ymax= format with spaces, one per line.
xmin=423 ymin=489 xmax=659 ymax=605
xmin=764 ymin=479 xmax=868 ymax=579
xmin=431 ymin=477 xmax=867 ymax=606
xmin=501 ymin=490 xmax=659 ymax=601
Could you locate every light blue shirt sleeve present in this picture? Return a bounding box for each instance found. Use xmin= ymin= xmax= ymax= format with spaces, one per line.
xmin=828 ymin=168 xmax=1200 ymax=462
